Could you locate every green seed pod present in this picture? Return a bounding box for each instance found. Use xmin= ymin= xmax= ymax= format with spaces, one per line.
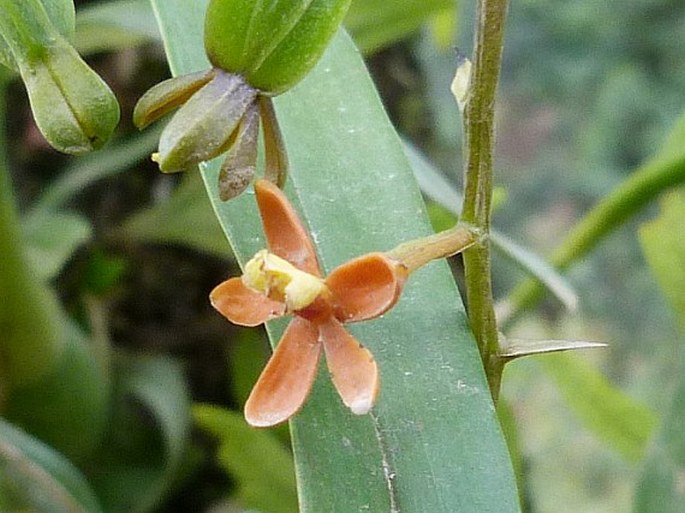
xmin=204 ymin=0 xmax=352 ymax=95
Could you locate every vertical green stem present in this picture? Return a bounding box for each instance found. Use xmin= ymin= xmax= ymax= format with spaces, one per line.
xmin=0 ymin=76 xmax=64 ymax=392
xmin=460 ymin=0 xmax=509 ymax=399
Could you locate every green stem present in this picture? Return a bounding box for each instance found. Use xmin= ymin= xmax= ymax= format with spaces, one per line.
xmin=0 ymin=77 xmax=64 ymax=393
xmin=500 ymin=151 xmax=685 ymax=328
xmin=460 ymin=0 xmax=509 ymax=399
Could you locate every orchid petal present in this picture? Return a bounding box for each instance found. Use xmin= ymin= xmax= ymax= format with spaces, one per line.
xmin=210 ymin=277 xmax=285 ymax=327
xmin=320 ymin=318 xmax=378 ymax=415
xmin=326 ymin=252 xmax=407 ymax=323
xmin=254 ymin=179 xmax=320 ymax=276
xmin=245 ymin=317 xmax=321 ymax=427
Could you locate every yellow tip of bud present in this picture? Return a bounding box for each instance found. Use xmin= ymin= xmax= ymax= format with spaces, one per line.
xmin=243 ymin=250 xmax=326 ymax=311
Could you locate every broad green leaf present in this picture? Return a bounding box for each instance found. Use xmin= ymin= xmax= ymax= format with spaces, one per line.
xmin=346 ymin=0 xmax=454 ymax=54
xmin=541 ymin=353 xmax=657 ymax=462
xmin=193 ymin=404 xmax=298 ymax=513
xmin=633 ymin=353 xmax=685 ymax=513
xmin=639 ymin=190 xmax=685 ymax=331
xmin=655 ymin=109 xmax=685 ymax=162
xmin=118 ymin=167 xmax=230 ymax=257
xmin=151 ymin=1 xmax=520 ymax=511
xmin=0 ymin=418 xmax=103 ymax=513
xmin=75 ymin=0 xmax=160 ymax=55
xmin=89 ymin=354 xmax=191 ymax=513
xmin=4 ymin=322 xmax=109 ymax=461
xmin=22 ymin=210 xmax=92 ymax=281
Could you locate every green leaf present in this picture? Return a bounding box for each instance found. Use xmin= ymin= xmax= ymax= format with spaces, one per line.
xmin=633 ymin=353 xmax=685 ymax=513
xmin=118 ymin=171 xmax=229 ymax=256
xmin=639 ymin=190 xmax=685 ymax=331
xmin=3 ymin=321 xmax=109 ymax=461
xmin=193 ymin=404 xmax=298 ymax=513
xmin=0 ymin=0 xmax=75 ymax=71
xmin=90 ymin=354 xmax=191 ymax=513
xmin=40 ymin=0 xmax=76 ymax=39
xmin=31 ymin=127 xmax=161 ymax=212
xmin=345 ymin=0 xmax=454 ymax=54
xmin=74 ymin=0 xmax=159 ymax=55
xmin=540 ymin=353 xmax=657 ymax=462
xmin=0 ymin=418 xmax=103 ymax=513
xmin=654 ymin=109 xmax=685 ymax=162
xmin=404 ymin=140 xmax=578 ymax=312
xmin=22 ymin=210 xmax=92 ymax=281
xmin=151 ymin=2 xmax=520 ymax=511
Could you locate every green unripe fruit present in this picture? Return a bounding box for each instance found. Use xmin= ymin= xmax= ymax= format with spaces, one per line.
xmin=204 ymin=0 xmax=352 ymax=95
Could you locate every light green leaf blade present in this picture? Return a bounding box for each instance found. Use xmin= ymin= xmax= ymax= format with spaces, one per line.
xmin=150 ymin=1 xmax=519 ymax=511
xmin=31 ymin=127 xmax=161 ymax=213
xmin=404 ymin=140 xmax=578 ymax=312
xmin=193 ymin=404 xmax=298 ymax=513
xmin=0 ymin=418 xmax=103 ymax=513
xmin=90 ymin=354 xmax=191 ymax=513
xmin=118 ymin=171 xmax=230 ymax=257
xmin=346 ymin=0 xmax=453 ymax=54
xmin=655 ymin=110 xmax=685 ymax=162
xmin=541 ymin=353 xmax=657 ymax=462
xmin=75 ymin=0 xmax=160 ymax=55
xmin=633 ymin=352 xmax=685 ymax=513
xmin=639 ymin=190 xmax=685 ymax=331
xmin=22 ymin=210 xmax=92 ymax=281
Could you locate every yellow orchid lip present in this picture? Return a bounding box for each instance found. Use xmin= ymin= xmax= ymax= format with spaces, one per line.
xmin=243 ymin=249 xmax=327 ymax=312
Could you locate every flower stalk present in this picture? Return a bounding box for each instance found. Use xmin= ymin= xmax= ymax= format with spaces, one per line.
xmin=460 ymin=0 xmax=509 ymax=399
xmin=387 ymin=224 xmax=477 ymax=274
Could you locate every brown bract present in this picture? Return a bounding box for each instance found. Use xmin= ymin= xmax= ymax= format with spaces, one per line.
xmin=210 ymin=180 xmax=408 ymax=427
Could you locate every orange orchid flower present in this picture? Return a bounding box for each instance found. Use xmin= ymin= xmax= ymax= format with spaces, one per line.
xmin=210 ymin=180 xmax=408 ymax=427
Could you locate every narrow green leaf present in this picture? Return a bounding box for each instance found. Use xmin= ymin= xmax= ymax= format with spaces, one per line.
xmin=31 ymin=127 xmax=161 ymax=213
xmin=75 ymin=0 xmax=159 ymax=55
xmin=193 ymin=404 xmax=298 ymax=513
xmin=118 ymin=171 xmax=230 ymax=257
xmin=541 ymin=353 xmax=657 ymax=462
xmin=22 ymin=211 xmax=92 ymax=281
xmin=404 ymin=141 xmax=578 ymax=312
xmin=90 ymin=355 xmax=191 ymax=513
xmin=345 ymin=0 xmax=453 ymax=54
xmin=639 ymin=190 xmax=685 ymax=331
xmin=3 ymin=321 xmax=109 ymax=461
xmin=500 ymin=339 xmax=607 ymax=359
xmin=655 ymin=109 xmax=685 ymax=162
xmin=0 ymin=418 xmax=103 ymax=513
xmin=633 ymin=353 xmax=685 ymax=513
xmin=150 ymin=2 xmax=520 ymax=511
